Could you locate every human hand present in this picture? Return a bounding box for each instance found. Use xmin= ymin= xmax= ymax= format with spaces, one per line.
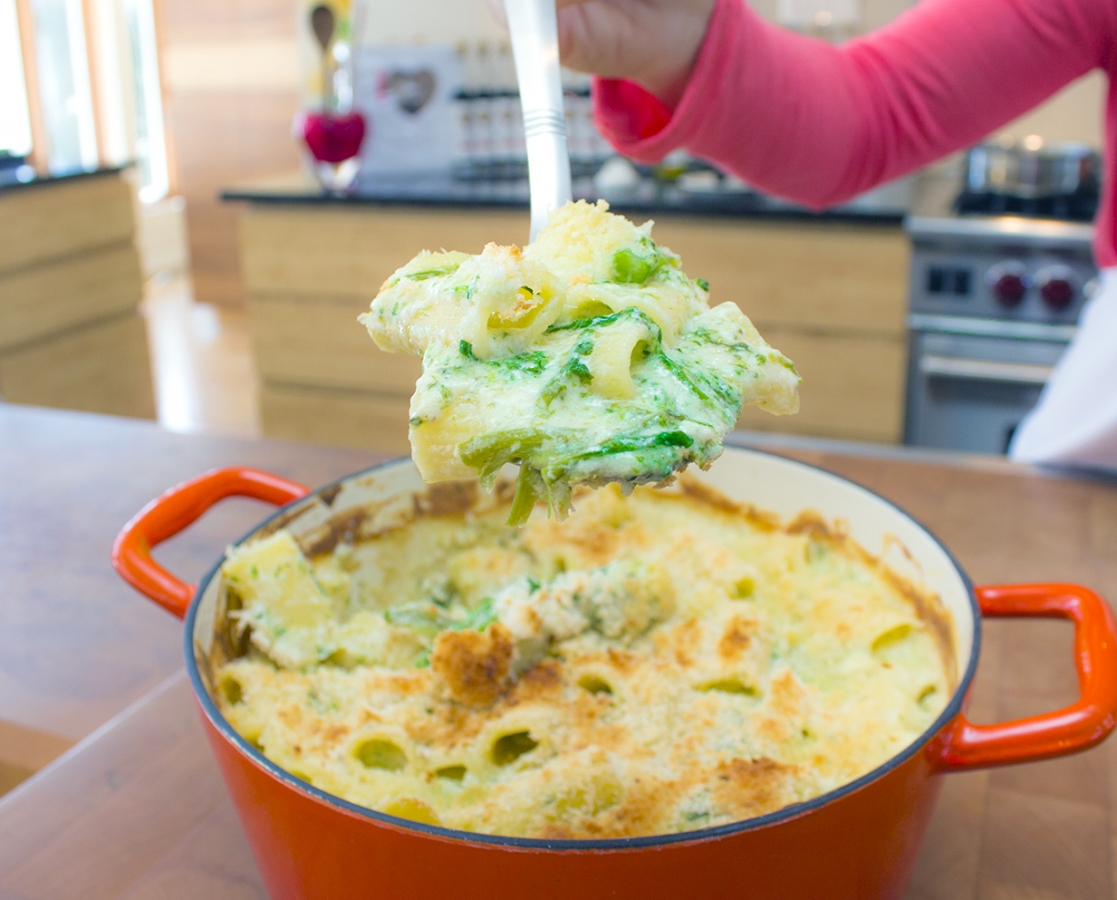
xmin=554 ymin=0 xmax=716 ymax=107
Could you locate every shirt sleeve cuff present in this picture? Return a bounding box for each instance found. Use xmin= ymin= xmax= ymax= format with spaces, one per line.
xmin=590 ymin=0 xmax=742 ymax=163
xmin=591 ymin=78 xmax=673 ymax=161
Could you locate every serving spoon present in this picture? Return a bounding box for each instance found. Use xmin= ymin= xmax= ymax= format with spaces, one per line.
xmin=503 ymin=0 xmax=574 ymax=241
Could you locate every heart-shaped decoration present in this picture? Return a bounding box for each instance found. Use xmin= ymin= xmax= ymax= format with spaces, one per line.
xmin=301 ymin=112 xmax=367 ymax=163
xmin=387 ymin=69 xmax=437 ymax=115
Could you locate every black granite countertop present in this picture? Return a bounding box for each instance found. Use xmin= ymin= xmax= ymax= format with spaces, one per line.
xmin=0 ymin=163 xmax=128 ymax=194
xmin=220 ymin=170 xmax=910 ymax=226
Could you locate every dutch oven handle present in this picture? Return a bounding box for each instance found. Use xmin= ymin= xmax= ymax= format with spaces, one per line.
xmin=935 ymin=582 xmax=1117 ymax=771
xmin=111 ymin=467 xmax=311 ymax=619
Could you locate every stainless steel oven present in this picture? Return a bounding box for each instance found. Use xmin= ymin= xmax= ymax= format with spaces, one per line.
xmin=906 ymin=319 xmax=1075 ymax=453
xmin=904 ymin=214 xmax=1096 ymax=454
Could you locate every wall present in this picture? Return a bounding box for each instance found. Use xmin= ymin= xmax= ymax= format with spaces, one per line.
xmin=352 ymin=0 xmax=502 ymax=44
xmin=996 ymin=73 xmax=1105 ymax=148
xmin=749 ymin=0 xmax=1105 ymax=148
xmin=156 ymin=0 xmax=302 ymax=309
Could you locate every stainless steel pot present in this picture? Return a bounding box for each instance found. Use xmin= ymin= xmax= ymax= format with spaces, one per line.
xmin=964 ymin=138 xmax=1100 ymax=199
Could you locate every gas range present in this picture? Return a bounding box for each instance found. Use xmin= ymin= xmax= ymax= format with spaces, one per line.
xmin=906 ymin=213 xmax=1096 ymax=331
xmin=903 ymin=194 xmax=1099 ymax=455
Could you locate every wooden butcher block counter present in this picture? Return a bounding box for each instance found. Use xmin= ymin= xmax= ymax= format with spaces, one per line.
xmin=0 ymin=403 xmax=1115 ymax=899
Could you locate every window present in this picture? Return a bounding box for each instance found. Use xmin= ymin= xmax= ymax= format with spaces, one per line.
xmin=0 ymin=0 xmax=34 ymax=157
xmin=8 ymin=0 xmax=169 ymax=200
xmin=32 ymin=0 xmax=99 ymax=171
xmin=120 ymin=0 xmax=167 ymax=200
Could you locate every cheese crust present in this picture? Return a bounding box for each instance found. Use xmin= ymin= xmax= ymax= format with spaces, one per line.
xmin=213 ymin=478 xmax=953 ymax=840
xmin=359 ymin=200 xmax=801 ymax=523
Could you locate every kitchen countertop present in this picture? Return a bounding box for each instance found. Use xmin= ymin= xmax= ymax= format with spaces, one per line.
xmin=220 ymin=170 xmax=910 ymax=225
xmin=1 ymin=403 xmax=1116 ymax=899
xmin=905 ymin=160 xmax=1097 ymax=247
xmin=0 ymin=404 xmax=374 ymax=744
xmin=0 ymin=164 xmax=127 ymax=194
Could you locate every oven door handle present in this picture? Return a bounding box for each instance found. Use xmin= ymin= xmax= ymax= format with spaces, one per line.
xmin=918 ymin=354 xmax=1055 ymax=385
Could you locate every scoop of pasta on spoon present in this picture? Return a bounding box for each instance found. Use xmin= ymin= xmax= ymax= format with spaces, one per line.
xmin=360 ymin=200 xmax=800 ymax=524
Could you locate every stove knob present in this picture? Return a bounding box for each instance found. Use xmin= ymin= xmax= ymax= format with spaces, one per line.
xmin=1036 ymin=266 xmax=1078 ymax=311
xmin=986 ymin=263 xmax=1028 ymax=307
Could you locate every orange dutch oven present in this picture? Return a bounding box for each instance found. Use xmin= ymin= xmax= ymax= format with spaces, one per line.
xmin=112 ymin=448 xmax=1117 ymax=900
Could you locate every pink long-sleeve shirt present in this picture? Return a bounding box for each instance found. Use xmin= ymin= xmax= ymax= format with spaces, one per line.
xmin=593 ymin=0 xmax=1117 ymax=267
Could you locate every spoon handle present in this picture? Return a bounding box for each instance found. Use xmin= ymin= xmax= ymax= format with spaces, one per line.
xmin=504 ymin=0 xmax=573 ymax=241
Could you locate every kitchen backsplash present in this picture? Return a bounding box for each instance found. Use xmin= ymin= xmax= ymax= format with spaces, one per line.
xmin=347 ymin=40 xmax=614 ymax=179
xmin=451 ymin=43 xmax=612 ymax=180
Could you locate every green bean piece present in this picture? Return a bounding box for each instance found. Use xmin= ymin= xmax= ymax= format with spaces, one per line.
xmin=612 ymin=248 xmax=656 ymax=284
xmin=507 ymin=466 xmax=542 ymax=527
xmin=385 ymin=603 xmax=456 ymax=637
xmin=458 ymin=429 xmax=546 ymax=486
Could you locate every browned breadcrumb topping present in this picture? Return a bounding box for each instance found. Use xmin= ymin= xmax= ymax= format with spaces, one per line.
xmin=210 ymin=477 xmax=956 ymax=840
xmin=431 ymin=625 xmax=515 ymax=707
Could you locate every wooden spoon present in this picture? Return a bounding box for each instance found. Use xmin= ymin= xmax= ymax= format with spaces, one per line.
xmin=311 ymin=4 xmax=336 ymax=108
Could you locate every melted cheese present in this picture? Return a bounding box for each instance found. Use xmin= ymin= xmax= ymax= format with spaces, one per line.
xmin=215 ymin=479 xmax=953 ymax=840
xmin=359 ymin=200 xmax=800 ymax=524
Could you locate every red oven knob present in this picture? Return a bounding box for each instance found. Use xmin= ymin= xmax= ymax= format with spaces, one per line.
xmin=1036 ymin=266 xmax=1078 ymax=310
xmin=986 ymin=263 xmax=1028 ymax=307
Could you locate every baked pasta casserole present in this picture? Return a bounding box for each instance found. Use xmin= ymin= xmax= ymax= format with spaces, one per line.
xmin=212 ymin=476 xmax=954 ymax=840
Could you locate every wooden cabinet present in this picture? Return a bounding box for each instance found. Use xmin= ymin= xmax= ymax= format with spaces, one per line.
xmin=0 ymin=172 xmax=155 ymax=419
xmin=242 ymin=206 xmax=527 ymax=451
xmin=650 ymin=219 xmax=910 ymax=443
xmin=240 ymin=205 xmax=908 ymax=453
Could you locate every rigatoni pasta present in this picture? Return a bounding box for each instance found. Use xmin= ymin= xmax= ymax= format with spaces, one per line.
xmin=359 ymin=200 xmax=800 ymax=524
xmin=213 ymin=476 xmax=953 ymax=839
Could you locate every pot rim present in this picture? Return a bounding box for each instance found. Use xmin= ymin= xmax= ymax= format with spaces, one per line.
xmin=185 ymin=447 xmax=981 ymax=851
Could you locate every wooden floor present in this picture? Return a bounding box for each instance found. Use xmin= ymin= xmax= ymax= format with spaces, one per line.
xmin=142 ymin=274 xmax=259 ymax=438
